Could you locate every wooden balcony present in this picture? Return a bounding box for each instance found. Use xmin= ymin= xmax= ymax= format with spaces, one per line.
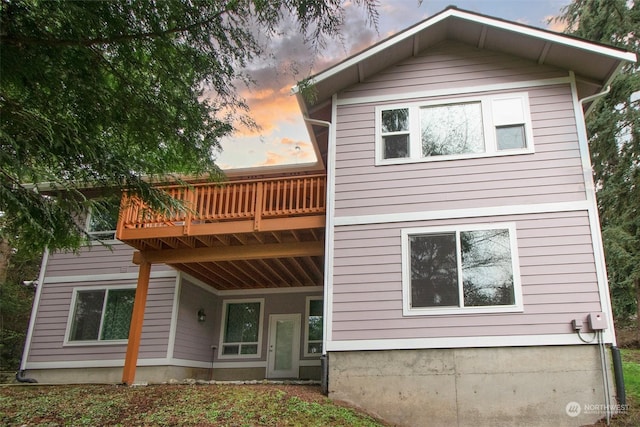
xmin=116 ymin=174 xmax=326 ymax=290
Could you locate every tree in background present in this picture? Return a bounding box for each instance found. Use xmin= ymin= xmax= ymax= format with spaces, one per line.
xmin=0 ymin=0 xmax=378 ymax=260
xmin=0 ymin=0 xmax=377 ymax=371
xmin=558 ymin=0 xmax=639 ymax=331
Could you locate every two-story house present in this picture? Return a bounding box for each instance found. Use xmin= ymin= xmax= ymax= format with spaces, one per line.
xmin=19 ymin=7 xmax=636 ymax=426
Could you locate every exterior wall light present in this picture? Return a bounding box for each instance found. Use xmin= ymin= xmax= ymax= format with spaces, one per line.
xmin=197 ymin=309 xmax=206 ymax=323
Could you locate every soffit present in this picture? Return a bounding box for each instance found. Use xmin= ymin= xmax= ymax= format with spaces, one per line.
xmin=298 ymin=7 xmax=636 ymax=117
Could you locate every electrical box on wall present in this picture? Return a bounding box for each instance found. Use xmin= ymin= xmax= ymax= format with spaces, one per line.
xmin=588 ymin=312 xmax=607 ymax=331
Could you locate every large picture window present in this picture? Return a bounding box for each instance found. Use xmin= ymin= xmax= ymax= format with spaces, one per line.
xmin=304 ymin=297 xmax=323 ymax=357
xmin=402 ymin=223 xmax=522 ymax=315
xmin=67 ymin=287 xmax=135 ymax=343
xmin=219 ymin=299 xmax=264 ymax=358
xmin=376 ymin=93 xmax=533 ymax=164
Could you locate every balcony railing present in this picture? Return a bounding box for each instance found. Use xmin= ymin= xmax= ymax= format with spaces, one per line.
xmin=116 ymin=174 xmax=326 ymax=239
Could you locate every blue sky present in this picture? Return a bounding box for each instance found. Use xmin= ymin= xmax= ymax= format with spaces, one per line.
xmin=216 ymin=0 xmax=571 ymax=169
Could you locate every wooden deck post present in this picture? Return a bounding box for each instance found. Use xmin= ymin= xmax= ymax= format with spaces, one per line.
xmin=122 ymin=261 xmax=151 ymax=385
xmin=254 ymin=181 xmax=263 ymax=231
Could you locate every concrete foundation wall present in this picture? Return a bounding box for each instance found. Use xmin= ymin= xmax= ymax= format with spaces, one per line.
xmin=25 ymin=365 xmax=210 ymax=384
xmin=26 ymin=364 xmax=320 ymax=384
xmin=329 ymin=346 xmax=616 ymax=427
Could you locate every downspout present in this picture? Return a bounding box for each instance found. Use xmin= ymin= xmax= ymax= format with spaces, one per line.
xmin=16 ymin=248 xmax=49 ymax=383
xmin=303 ymin=115 xmax=332 ymax=396
xmin=580 ymin=85 xmax=611 ymax=113
xmin=579 ymin=85 xmax=620 ymax=418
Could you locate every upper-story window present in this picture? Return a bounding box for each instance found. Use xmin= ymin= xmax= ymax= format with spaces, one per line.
xmin=87 ymin=198 xmax=120 ymax=241
xmin=376 ymin=93 xmax=533 ymax=165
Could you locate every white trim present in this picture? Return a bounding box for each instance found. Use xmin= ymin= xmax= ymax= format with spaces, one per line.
xmin=19 ymin=248 xmax=49 ymax=372
xmin=300 ymin=8 xmax=634 ymax=91
xmin=165 ymin=274 xmax=182 ymax=360
xmin=25 ymin=358 xmax=319 ymax=370
xmin=303 ymin=296 xmax=324 ymax=357
xmin=334 ymin=200 xmax=591 ymax=227
xmin=401 ymin=222 xmax=523 ymax=316
xmin=569 ymin=73 xmax=618 ymax=341
xmin=43 ymin=269 xmax=177 ymax=284
xmin=450 ymin=9 xmax=636 ymax=61
xmin=323 ymin=94 xmax=339 ymax=351
xmin=63 ymin=284 xmax=137 ymax=346
xmin=374 ymin=92 xmax=534 ymax=166
xmin=217 ymin=298 xmax=265 ymax=360
xmin=337 ymin=76 xmax=571 ymax=107
xmin=326 ymin=332 xmax=615 ymax=352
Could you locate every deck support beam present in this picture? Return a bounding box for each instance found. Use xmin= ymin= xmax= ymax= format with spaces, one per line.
xmin=122 ymin=261 xmax=151 ymax=385
xmin=132 ymin=241 xmax=324 ymax=265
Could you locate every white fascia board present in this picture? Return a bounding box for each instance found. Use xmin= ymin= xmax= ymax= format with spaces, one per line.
xmin=296 ymin=8 xmax=635 ymax=93
xmin=294 ymin=9 xmax=455 ymax=90
xmin=452 ymin=9 xmax=637 ymax=63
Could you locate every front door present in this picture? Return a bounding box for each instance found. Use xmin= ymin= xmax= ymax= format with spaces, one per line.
xmin=267 ymin=314 xmax=301 ymax=379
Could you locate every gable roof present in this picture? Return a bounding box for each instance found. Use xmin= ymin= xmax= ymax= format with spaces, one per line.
xmin=294 ymin=6 xmax=636 ymax=118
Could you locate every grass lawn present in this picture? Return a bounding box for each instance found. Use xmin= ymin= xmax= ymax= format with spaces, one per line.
xmin=0 ymin=383 xmax=386 ymax=426
xmin=2 ymin=349 xmax=640 ymax=426
xmin=598 ymin=349 xmax=640 ymax=426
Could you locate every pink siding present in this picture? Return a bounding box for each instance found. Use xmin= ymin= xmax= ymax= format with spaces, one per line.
xmin=27 ymin=277 xmax=176 ymax=363
xmin=45 ymin=243 xmax=171 ymax=277
xmin=334 ymin=54 xmax=585 ymax=218
xmin=340 ymin=41 xmax=567 ymax=100
xmin=330 ymin=211 xmax=601 ymax=341
xmin=173 ymin=280 xmax=218 ymax=362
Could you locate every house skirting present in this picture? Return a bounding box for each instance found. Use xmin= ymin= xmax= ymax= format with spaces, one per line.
xmin=24 ymin=365 xmax=321 ymax=384
xmin=328 ymin=345 xmax=616 ymax=427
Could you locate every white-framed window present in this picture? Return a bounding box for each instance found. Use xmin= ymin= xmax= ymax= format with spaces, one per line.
xmin=65 ymin=286 xmax=136 ymax=344
xmin=401 ymin=223 xmax=523 ymax=316
xmin=304 ymin=297 xmax=323 ymax=357
xmin=218 ymin=299 xmax=264 ymax=358
xmin=375 ymin=92 xmax=534 ymax=165
xmin=86 ymin=198 xmax=120 ymax=242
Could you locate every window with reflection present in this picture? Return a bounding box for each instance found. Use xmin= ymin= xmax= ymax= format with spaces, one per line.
xmin=221 ymin=300 xmax=262 ymax=357
xmin=405 ymin=225 xmax=519 ymax=313
xmin=305 ymin=298 xmax=323 ymax=356
xmin=376 ymin=93 xmax=532 ymax=164
xmin=68 ymin=288 xmax=135 ymax=342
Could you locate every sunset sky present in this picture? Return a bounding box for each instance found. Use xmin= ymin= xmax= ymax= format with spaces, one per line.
xmin=216 ymin=0 xmax=571 ymax=170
